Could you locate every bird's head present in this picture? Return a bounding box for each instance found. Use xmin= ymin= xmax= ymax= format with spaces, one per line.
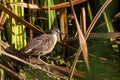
xmin=50 ymin=27 xmax=61 ymax=34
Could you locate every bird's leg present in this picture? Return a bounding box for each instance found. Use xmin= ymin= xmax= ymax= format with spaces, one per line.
xmin=38 ymin=55 xmax=51 ymax=65
xmin=38 ymin=55 xmax=51 ymax=71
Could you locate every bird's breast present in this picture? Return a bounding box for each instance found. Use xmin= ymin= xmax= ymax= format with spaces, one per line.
xmin=41 ymin=34 xmax=57 ymax=54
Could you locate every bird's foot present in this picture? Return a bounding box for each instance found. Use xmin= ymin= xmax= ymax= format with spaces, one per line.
xmin=38 ymin=55 xmax=51 ymax=71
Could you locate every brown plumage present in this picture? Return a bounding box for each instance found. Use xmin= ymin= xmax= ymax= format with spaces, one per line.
xmin=22 ymin=27 xmax=60 ymax=56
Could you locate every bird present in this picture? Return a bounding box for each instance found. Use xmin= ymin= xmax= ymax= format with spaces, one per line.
xmin=22 ymin=27 xmax=61 ymax=64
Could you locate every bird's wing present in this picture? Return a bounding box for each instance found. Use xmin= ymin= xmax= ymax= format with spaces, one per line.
xmin=23 ymin=34 xmax=51 ymax=55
